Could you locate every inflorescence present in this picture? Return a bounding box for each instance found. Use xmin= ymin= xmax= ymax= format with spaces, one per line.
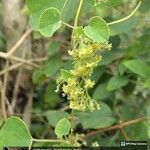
xmin=57 ymin=32 xmax=111 ymax=111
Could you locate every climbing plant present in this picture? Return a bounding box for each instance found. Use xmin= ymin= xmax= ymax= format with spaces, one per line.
xmin=0 ymin=0 xmax=150 ymax=149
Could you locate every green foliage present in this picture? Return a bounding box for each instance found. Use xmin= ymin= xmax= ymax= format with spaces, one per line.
xmin=107 ymin=75 xmax=128 ymax=91
xmin=39 ymin=8 xmax=61 ymax=37
xmin=73 ymin=102 xmax=115 ymax=129
xmin=55 ymin=118 xmax=71 ymax=138
xmin=32 ymin=70 xmax=46 ymax=84
xmin=124 ymin=59 xmax=150 ymax=78
xmin=46 ymin=111 xmax=69 ymax=127
xmin=44 ymin=82 xmax=61 ymax=108
xmin=46 ymin=41 xmax=61 ymax=56
xmin=0 ymin=0 xmax=149 ymax=149
xmin=27 ymin=0 xmax=95 ymax=35
xmin=0 ymin=117 xmax=32 ymax=147
xmin=93 ymin=82 xmax=112 ymax=99
xmin=43 ymin=56 xmax=62 ymax=77
xmin=84 ymin=16 xmax=110 ymax=42
xmin=61 ymin=69 xmax=73 ymax=82
xmin=27 ymin=0 xmax=65 ymax=30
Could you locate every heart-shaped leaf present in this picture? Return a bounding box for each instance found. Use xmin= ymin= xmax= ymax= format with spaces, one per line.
xmin=55 ymin=118 xmax=70 ymax=138
xmin=84 ymin=16 xmax=110 ymax=42
xmin=39 ymin=8 xmax=61 ymax=37
xmin=0 ymin=117 xmax=32 ymax=147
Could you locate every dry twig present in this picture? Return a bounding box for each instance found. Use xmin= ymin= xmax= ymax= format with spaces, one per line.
xmin=85 ymin=117 xmax=146 ymax=138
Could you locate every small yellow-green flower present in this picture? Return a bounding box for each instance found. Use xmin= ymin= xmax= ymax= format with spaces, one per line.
xmin=57 ymin=37 xmax=111 ymax=111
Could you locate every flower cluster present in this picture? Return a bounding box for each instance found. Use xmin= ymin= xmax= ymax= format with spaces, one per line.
xmin=57 ymin=38 xmax=111 ymax=111
xmin=62 ymin=77 xmax=98 ymax=111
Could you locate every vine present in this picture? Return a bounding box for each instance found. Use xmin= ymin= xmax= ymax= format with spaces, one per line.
xmin=0 ymin=0 xmax=144 ymax=149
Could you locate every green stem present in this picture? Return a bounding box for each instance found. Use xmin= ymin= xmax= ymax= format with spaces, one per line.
xmin=62 ymin=21 xmax=74 ymax=29
xmin=32 ymin=138 xmax=65 ymax=143
xmin=74 ymin=0 xmax=84 ymax=27
xmin=28 ymin=141 xmax=33 ymax=150
xmin=108 ymin=1 xmax=141 ymax=25
xmin=71 ymin=0 xmax=84 ymax=49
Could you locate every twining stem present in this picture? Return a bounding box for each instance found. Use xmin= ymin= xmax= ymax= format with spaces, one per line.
xmin=74 ymin=0 xmax=84 ymax=27
xmin=62 ymin=21 xmax=74 ymax=29
xmin=32 ymin=138 xmax=65 ymax=143
xmin=68 ymin=0 xmax=84 ymax=136
xmin=108 ymin=1 xmax=141 ymax=25
xmin=71 ymin=0 xmax=84 ymax=48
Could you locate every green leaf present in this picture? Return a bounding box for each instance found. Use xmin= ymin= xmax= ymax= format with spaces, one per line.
xmin=27 ymin=0 xmax=64 ymax=30
xmin=91 ymin=66 xmax=104 ymax=84
xmin=107 ymin=75 xmax=128 ymax=91
xmin=27 ymin=0 xmax=94 ymax=31
xmin=123 ymin=60 xmax=150 ymax=78
xmin=144 ymin=78 xmax=150 ymax=88
xmin=61 ymin=69 xmax=73 ymax=82
xmin=55 ymin=118 xmax=71 ymax=138
xmin=73 ymin=26 xmax=85 ymax=37
xmin=43 ymin=55 xmax=62 ymax=77
xmin=0 ymin=117 xmax=32 ymax=147
xmin=93 ymin=82 xmax=112 ymax=100
xmin=47 ymin=41 xmax=61 ymax=56
xmin=84 ymin=16 xmax=110 ymax=42
xmin=46 ymin=111 xmax=69 ymax=126
xmin=127 ymin=34 xmax=150 ymax=57
xmin=39 ymin=8 xmax=61 ymax=37
xmin=32 ymin=70 xmax=46 ymax=84
xmin=100 ymin=50 xmax=123 ymax=65
xmin=44 ymin=82 xmax=61 ymax=108
xmin=74 ymin=102 xmax=115 ymax=129
xmin=116 ymin=105 xmax=134 ymax=120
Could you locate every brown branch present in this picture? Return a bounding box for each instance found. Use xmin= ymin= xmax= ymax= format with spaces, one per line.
xmin=0 ymin=63 xmax=22 ymax=76
xmin=0 ymin=52 xmax=7 ymax=58
xmin=11 ymin=68 xmax=23 ymax=113
xmin=12 ymin=51 xmax=25 ymax=113
xmin=84 ymin=117 xmax=146 ymax=138
xmin=0 ymin=54 xmax=41 ymax=68
xmin=23 ymin=89 xmax=33 ymax=128
xmin=0 ymin=29 xmax=40 ymax=68
xmin=120 ymin=128 xmax=130 ymax=140
xmin=0 ymin=61 xmax=9 ymax=120
xmin=0 ymin=57 xmax=47 ymax=76
xmin=0 ymin=80 xmax=7 ymax=119
xmin=5 ymin=97 xmax=13 ymax=116
xmin=7 ymin=29 xmax=32 ymax=56
xmin=0 ymin=29 xmax=32 ymax=59
xmin=10 ymin=56 xmax=41 ymax=68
